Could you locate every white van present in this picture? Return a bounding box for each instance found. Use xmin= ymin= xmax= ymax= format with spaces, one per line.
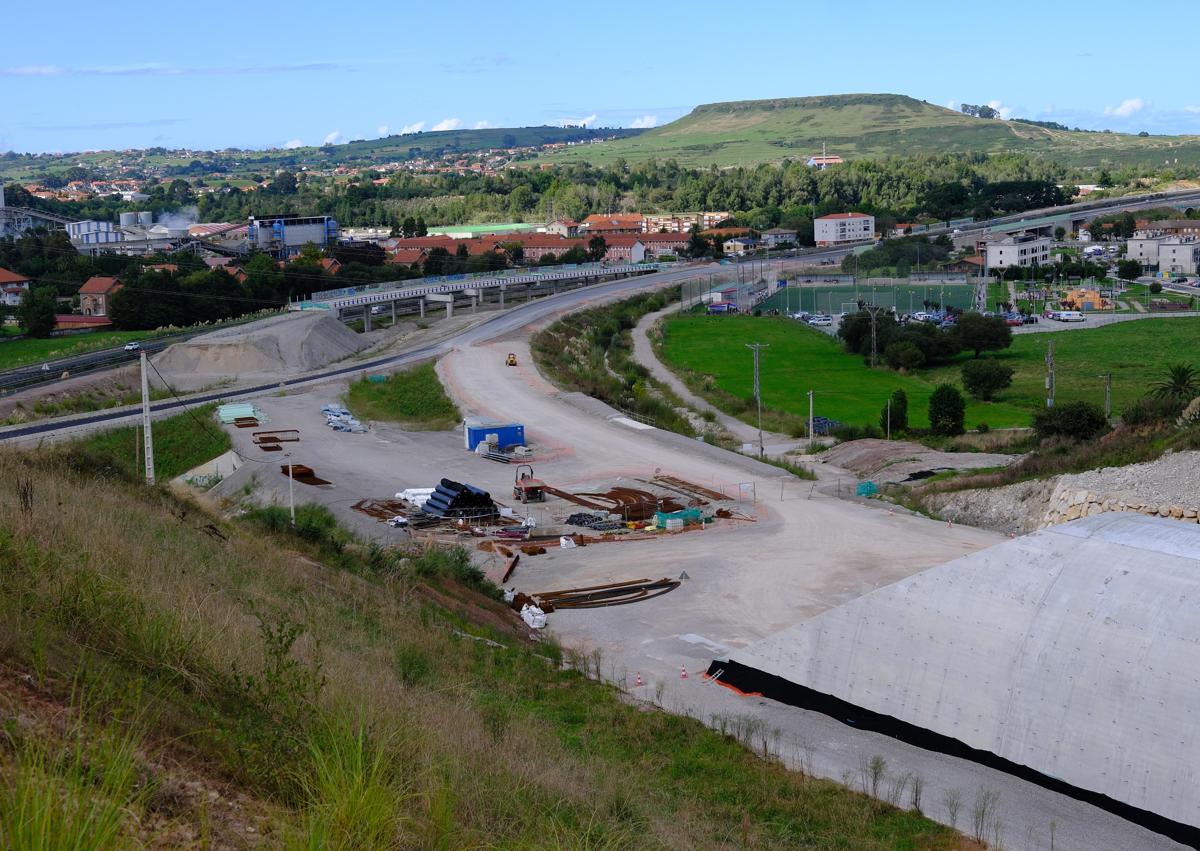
xmin=1056 ymin=311 xmax=1085 ymax=322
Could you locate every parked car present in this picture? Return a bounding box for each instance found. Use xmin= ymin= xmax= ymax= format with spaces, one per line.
xmin=807 ymin=315 xmax=832 ymax=327
xmin=1022 ymin=314 xmax=1039 ymax=324
xmin=911 ymin=311 xmax=931 ymax=322
xmin=1056 ymin=311 xmax=1085 ymax=322
xmin=123 ymin=341 xmax=141 ymax=352
xmin=790 ymin=311 xmax=812 ymax=321
xmin=1003 ymin=314 xmax=1023 ymax=327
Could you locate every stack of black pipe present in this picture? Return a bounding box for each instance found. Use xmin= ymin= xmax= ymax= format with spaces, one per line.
xmin=422 ymin=478 xmax=497 ymax=519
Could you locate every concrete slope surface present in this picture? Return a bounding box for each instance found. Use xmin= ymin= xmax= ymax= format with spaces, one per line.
xmin=728 ymin=512 xmax=1200 ymax=836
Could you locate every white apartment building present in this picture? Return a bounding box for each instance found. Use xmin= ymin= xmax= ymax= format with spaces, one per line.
xmin=1158 ymin=239 xmax=1200 ymax=275
xmin=984 ymin=233 xmax=1052 ymax=269
xmin=814 ymin=212 xmax=874 ymax=246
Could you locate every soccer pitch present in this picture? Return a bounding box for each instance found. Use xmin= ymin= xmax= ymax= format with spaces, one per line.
xmin=759 ymin=283 xmax=976 ymax=315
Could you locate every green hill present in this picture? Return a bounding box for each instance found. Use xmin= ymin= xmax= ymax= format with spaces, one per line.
xmin=538 ymin=93 xmax=1200 ymax=168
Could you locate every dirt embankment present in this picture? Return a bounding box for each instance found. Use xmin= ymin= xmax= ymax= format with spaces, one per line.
xmin=923 ymin=450 xmax=1200 ymax=534
xmin=819 ymin=438 xmax=1018 ymax=485
xmin=152 ymin=311 xmax=368 ymax=390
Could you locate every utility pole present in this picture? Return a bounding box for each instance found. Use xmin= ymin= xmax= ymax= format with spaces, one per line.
xmin=865 ymin=304 xmax=885 ymax=367
xmin=1045 ymin=340 xmax=1056 ymax=408
xmin=285 ymin=451 xmax=296 ymax=526
xmin=745 ymin=343 xmax=769 ymax=457
xmin=139 ymin=351 xmax=155 ymax=486
xmin=807 ymin=389 xmax=815 ymax=444
xmin=1100 ymin=372 xmax=1112 ymax=419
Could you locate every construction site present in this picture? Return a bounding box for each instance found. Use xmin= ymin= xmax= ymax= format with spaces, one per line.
xmin=3 ymin=258 xmax=1193 ymax=850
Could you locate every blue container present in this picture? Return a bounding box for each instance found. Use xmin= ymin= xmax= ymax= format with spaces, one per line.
xmin=465 ymin=421 xmax=525 ymax=450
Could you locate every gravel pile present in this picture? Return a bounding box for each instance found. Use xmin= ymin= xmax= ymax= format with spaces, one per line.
xmin=1059 ymin=450 xmax=1200 ymax=507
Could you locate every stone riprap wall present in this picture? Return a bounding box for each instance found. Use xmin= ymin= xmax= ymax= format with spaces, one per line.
xmin=922 ymin=450 xmax=1200 ymax=534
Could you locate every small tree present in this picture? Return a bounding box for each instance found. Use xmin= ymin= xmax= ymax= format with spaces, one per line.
xmin=961 ymin=359 xmax=1014 ymax=401
xmin=1117 ymin=258 xmax=1142 ymax=281
xmin=1033 ymin=401 xmax=1108 ymax=440
xmin=18 ymin=286 xmax=57 ymax=338
xmin=587 ymin=235 xmax=608 ymax=262
xmin=928 ymin=384 xmax=966 ymax=436
xmin=883 ymin=340 xmax=925 ymax=371
xmin=953 ymin=312 xmax=1012 ymax=358
xmin=1149 ymin=281 xmax=1163 ymax=294
xmin=1054 ymin=226 xmax=1066 ymax=241
xmin=880 ymin=389 xmax=908 ymax=434
xmin=1152 ymin=362 xmax=1199 ymax=403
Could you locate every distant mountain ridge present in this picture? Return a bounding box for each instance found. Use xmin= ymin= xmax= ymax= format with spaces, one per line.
xmin=538 ymin=93 xmax=1200 ymax=169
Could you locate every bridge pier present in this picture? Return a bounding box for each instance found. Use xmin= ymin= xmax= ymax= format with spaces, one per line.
xmin=391 ymin=301 xmax=396 ymax=324
xmin=419 ymin=298 xmax=425 ymax=319
xmin=363 ymin=308 xmax=372 ymax=332
xmin=425 ymin=292 xmax=453 ymax=319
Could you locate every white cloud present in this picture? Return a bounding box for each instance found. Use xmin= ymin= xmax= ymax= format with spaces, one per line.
xmin=2 ymin=61 xmax=353 ymax=77
xmin=1 ymin=64 xmax=65 ymax=76
xmin=377 ymin=124 xmax=389 ymax=136
xmin=945 ymin=100 xmax=957 ymax=111
xmin=283 ymin=139 xmax=303 ymax=149
xmin=399 ymin=121 xmax=425 ymax=134
xmin=473 ymin=120 xmax=491 ymax=129
xmin=558 ymin=113 xmax=598 ymax=127
xmin=987 ymin=99 xmax=1014 ymax=120
xmin=1103 ymin=98 xmax=1145 ymax=119
xmin=431 ymin=118 xmax=463 ymax=132
xmin=1183 ymin=105 xmax=1200 ymax=114
xmin=630 ymin=115 xmax=658 ymax=129
xmin=323 ymin=130 xmax=342 ymax=145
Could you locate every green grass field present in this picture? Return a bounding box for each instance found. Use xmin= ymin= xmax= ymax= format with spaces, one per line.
xmin=759 ymin=284 xmax=976 ymax=315
xmin=64 ymin=403 xmax=231 ymax=480
xmin=659 ymin=315 xmax=1200 ymax=431
xmin=345 ymin=361 xmax=460 ymax=429
xmin=538 ymin=93 xmax=1200 ymax=168
xmin=0 ymin=330 xmax=148 ymax=371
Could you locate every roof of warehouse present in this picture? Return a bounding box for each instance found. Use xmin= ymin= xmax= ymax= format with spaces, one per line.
xmin=726 ymin=512 xmax=1200 ymax=831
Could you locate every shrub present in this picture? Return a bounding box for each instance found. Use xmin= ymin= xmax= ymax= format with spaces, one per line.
xmin=880 ymin=389 xmax=908 ymax=434
xmin=1033 ymin=401 xmax=1109 ymax=441
xmin=1149 ymin=281 xmax=1163 ymax=294
xmin=961 ymin=359 xmax=1014 ymax=401
xmin=1122 ymin=395 xmax=1184 ymax=427
xmin=883 ymin=340 xmax=925 ymax=371
xmin=928 ymin=384 xmax=966 ymax=436
xmin=832 ymin=423 xmax=883 ymax=441
xmin=976 ymin=422 xmax=990 ymax=433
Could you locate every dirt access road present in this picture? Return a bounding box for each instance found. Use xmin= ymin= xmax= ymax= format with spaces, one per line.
xmin=434 ymin=320 xmax=1185 ymax=849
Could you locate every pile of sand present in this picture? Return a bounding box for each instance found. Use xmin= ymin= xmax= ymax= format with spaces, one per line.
xmin=153 ymin=312 xmax=368 ymax=390
xmin=820 ymin=438 xmax=1016 ymax=484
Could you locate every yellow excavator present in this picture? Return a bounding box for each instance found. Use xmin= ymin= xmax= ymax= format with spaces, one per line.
xmin=505 ymin=352 xmax=518 ymax=366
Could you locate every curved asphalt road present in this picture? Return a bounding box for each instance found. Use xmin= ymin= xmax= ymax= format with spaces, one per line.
xmin=0 ymin=260 xmax=752 ymax=443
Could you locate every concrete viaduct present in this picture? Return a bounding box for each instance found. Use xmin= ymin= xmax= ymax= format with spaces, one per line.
xmin=288 ymin=262 xmax=663 ymax=330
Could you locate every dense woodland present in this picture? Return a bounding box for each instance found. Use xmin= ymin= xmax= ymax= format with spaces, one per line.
xmin=6 ymin=153 xmax=1086 ymax=235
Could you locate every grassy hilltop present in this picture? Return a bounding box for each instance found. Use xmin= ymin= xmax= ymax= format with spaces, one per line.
xmin=539 ymin=93 xmax=1200 ymax=168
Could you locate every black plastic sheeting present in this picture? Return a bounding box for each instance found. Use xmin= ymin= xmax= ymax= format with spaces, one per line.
xmin=706 ymin=658 xmax=1200 ymax=849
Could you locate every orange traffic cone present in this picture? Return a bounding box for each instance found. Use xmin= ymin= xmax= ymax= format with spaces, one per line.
xmin=680 ymin=664 xmax=688 ymax=679
xmin=635 ymin=672 xmax=643 ymax=687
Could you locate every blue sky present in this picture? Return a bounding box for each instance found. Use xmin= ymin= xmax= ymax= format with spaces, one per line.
xmin=3 ymin=0 xmax=1199 ymax=154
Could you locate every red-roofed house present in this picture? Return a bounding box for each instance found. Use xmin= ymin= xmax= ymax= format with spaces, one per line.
xmin=636 ymin=232 xmax=689 ymax=257
xmin=386 ymin=248 xmax=428 ymax=267
xmin=319 ymin=257 xmax=341 ymax=275
xmin=597 ymin=234 xmax=646 ymax=263
xmin=546 ymin=219 xmax=580 ymax=237
xmin=487 ymin=233 xmax=584 ymax=262
xmin=814 ymin=212 xmax=875 ymax=246
xmin=581 ymin=213 xmax=645 ymax=234
xmin=0 ymin=268 xmax=31 ymax=307
xmin=78 ymin=276 xmax=123 ymax=317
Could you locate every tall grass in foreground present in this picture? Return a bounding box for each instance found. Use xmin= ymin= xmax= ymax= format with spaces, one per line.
xmin=0 ymin=451 xmax=965 ymax=849
xmin=0 ymin=720 xmax=146 ymax=851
